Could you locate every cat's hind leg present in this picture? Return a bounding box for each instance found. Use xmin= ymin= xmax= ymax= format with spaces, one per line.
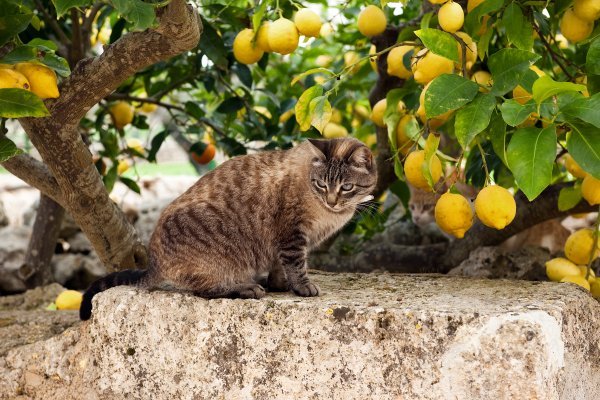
xmin=193 ymin=283 xmax=266 ymax=299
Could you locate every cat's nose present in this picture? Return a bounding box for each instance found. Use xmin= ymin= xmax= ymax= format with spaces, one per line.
xmin=326 ymin=193 xmax=337 ymax=207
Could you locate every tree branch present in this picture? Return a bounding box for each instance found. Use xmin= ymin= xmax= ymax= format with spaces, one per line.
xmin=34 ymin=0 xmax=71 ymax=46
xmin=1 ymin=154 xmax=63 ymax=205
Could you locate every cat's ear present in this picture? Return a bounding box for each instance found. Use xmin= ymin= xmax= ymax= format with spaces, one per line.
xmin=349 ymin=145 xmax=373 ymax=170
xmin=307 ymin=139 xmax=329 ymax=164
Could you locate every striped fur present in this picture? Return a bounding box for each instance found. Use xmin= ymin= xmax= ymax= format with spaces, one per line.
xmin=80 ymin=138 xmax=376 ymax=320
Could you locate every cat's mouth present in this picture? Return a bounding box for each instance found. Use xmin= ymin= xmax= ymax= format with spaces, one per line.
xmin=323 ymin=195 xmax=374 ymax=213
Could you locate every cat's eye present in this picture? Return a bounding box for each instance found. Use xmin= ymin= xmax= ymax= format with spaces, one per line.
xmin=341 ymin=183 xmax=354 ymax=191
xmin=314 ymin=180 xmax=327 ymax=189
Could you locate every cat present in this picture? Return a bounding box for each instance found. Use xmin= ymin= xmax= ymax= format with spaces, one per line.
xmin=80 ymin=138 xmax=377 ymax=320
xmin=407 ymin=183 xmax=571 ymax=253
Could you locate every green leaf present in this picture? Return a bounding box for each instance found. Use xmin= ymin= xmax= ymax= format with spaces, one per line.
xmin=119 ymin=176 xmax=141 ymax=194
xmin=566 ymin=121 xmax=600 ymax=179
xmin=216 ymin=97 xmax=244 ymax=114
xmin=488 ymin=49 xmax=541 ymax=95
xmin=0 ymin=88 xmax=49 ymax=118
xmin=464 ymin=0 xmax=504 ymax=37
xmin=103 ymin=164 xmax=118 ymax=193
xmin=110 ymin=0 xmax=155 ymax=31
xmin=394 ymin=156 xmax=404 ymax=180
xmin=424 ymin=74 xmax=479 ymax=118
xmin=184 ymin=101 xmax=205 ymax=120
xmin=560 ymin=92 xmax=600 ymax=128
xmin=587 ymin=37 xmax=600 ymax=75
xmin=454 ymin=93 xmax=496 ymax=149
xmin=500 ymin=99 xmax=536 ymax=126
xmin=0 ymin=137 xmax=24 ymax=162
xmin=147 ymin=130 xmax=169 ymax=163
xmin=532 ymin=75 xmax=586 ymax=105
xmin=488 ymin=111 xmax=508 ymax=167
xmin=28 ymin=38 xmax=57 ymax=51
xmin=477 ymin=24 xmax=494 ymax=60
xmin=291 ymin=68 xmax=334 ymax=86
xmin=308 ymin=96 xmax=332 ymax=134
xmin=502 ymin=3 xmax=533 ymax=50
xmin=51 ymin=0 xmax=92 ymax=17
xmin=558 ymin=185 xmax=583 ymax=212
xmin=383 ymin=88 xmax=411 ymax=151
xmin=414 ymin=29 xmax=459 ymax=63
xmin=0 ymin=45 xmax=70 ymax=77
xmin=0 ymin=2 xmax=32 ymax=47
xmin=295 ymin=85 xmax=323 ymax=131
xmin=252 ymin=0 xmax=269 ymax=33
xmin=422 ymin=134 xmax=441 ymax=188
xmin=199 ymin=17 xmax=227 ymax=70
xmin=507 ymin=126 xmax=557 ymax=200
xmin=420 ymin=12 xmax=434 ymax=29
xmin=45 ymin=302 xmax=57 ymax=311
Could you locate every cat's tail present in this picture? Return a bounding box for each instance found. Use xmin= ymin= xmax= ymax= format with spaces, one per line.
xmin=80 ymin=269 xmax=148 ymax=321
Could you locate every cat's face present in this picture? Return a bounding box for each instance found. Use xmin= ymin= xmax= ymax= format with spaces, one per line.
xmin=307 ymin=138 xmax=377 ymax=212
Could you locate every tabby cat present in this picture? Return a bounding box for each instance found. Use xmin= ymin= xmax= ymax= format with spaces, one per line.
xmin=80 ymin=138 xmax=377 ymax=320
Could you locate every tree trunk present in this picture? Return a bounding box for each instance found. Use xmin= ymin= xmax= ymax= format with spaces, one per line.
xmin=1 ymin=0 xmax=201 ymax=272
xmin=18 ymin=195 xmax=65 ymax=288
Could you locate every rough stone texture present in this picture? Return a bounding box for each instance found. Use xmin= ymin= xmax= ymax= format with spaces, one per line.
xmin=0 ymin=226 xmax=31 ymax=293
xmin=1 ymin=272 xmax=599 ymax=400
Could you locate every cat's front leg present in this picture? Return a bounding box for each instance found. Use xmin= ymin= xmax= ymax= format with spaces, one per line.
xmin=279 ymin=232 xmax=320 ymax=297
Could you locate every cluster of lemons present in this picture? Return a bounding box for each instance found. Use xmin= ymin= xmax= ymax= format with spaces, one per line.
xmin=0 ymin=62 xmax=59 ymax=99
xmin=546 ymin=227 xmax=600 ymax=297
xmin=560 ymin=0 xmax=600 ymax=43
xmin=233 ymin=8 xmax=322 ymax=65
xmin=563 ymin=154 xmax=600 ymax=207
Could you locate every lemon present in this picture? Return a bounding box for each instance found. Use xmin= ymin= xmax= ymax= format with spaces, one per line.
xmin=563 ymin=154 xmax=587 ymax=178
xmin=279 ymin=109 xmax=294 ymax=123
xmin=315 ymin=55 xmax=333 ymax=67
xmin=233 ymin=28 xmax=264 ymax=64
xmin=0 ymin=68 xmax=30 ymax=90
xmin=411 ymin=49 xmax=454 ymax=85
xmin=439 ymin=2 xmax=464 ymax=33
xmin=256 ymin=22 xmax=272 ymax=52
xmin=117 ymin=159 xmax=130 ymax=175
xmin=14 ymin=62 xmax=59 ymax=99
xmin=253 ymin=105 xmax=272 ymax=120
xmin=320 ymin=22 xmax=334 ymax=37
xmin=565 ymin=229 xmax=599 ymax=265
xmin=344 ymin=51 xmax=361 ymax=74
xmin=560 ymin=8 xmax=594 ymax=43
xmin=330 ymin=108 xmax=343 ymax=124
xmin=591 ymin=279 xmax=600 ymax=299
xmin=110 ymin=101 xmax=134 ymax=129
xmin=323 ymin=123 xmax=348 ymax=138
xmin=268 ymin=18 xmax=299 ymax=55
xmin=127 ymin=138 xmax=144 ymax=154
xmin=140 ymin=102 xmax=157 ymax=113
xmin=387 ymin=45 xmax=415 ymax=79
xmin=582 ymin=174 xmax=600 ymax=205
xmin=512 ymin=66 xmax=545 ymax=105
xmin=429 ymin=0 xmax=449 ymax=3
xmin=546 ymin=257 xmax=581 ymax=282
xmin=474 ymin=185 xmax=516 ymax=230
xmin=371 ymin=99 xmax=387 ymax=127
xmin=560 ymin=275 xmax=591 ymax=291
xmin=354 ymin=104 xmax=370 ymax=120
xmin=454 ymin=32 xmax=477 ymax=71
xmin=295 ymin=9 xmax=321 ymax=37
xmin=358 ymin=5 xmax=387 ymax=37
xmin=404 ymin=150 xmax=443 ymax=190
xmin=555 ymin=33 xmax=570 ymax=49
xmin=55 ymin=290 xmax=83 ymax=310
xmin=397 ymin=114 xmax=417 ymax=146
xmin=573 ymin=0 xmax=600 ymax=21
xmin=417 ymin=82 xmax=453 ymax=129
xmin=434 ymin=192 xmax=474 ymax=238
xmin=362 ymin=134 xmax=377 ymax=148
xmin=578 ymin=265 xmax=596 ymax=283
xmin=369 ymin=45 xmax=378 ymax=73
xmin=471 ymin=70 xmax=492 ymax=91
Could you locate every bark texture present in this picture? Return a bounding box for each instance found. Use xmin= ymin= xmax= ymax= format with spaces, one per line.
xmin=2 ymin=0 xmax=201 ymax=271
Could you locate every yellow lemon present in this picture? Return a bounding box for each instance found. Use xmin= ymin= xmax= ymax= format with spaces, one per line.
xmin=471 ymin=70 xmax=492 ymax=91
xmin=110 ymin=101 xmax=134 ymax=129
xmin=411 ymin=49 xmax=454 ymax=85
xmin=563 ymin=154 xmax=587 ymax=178
xmin=573 ymin=0 xmax=600 ymax=21
xmin=512 ymin=66 xmax=545 ymax=105
xmin=253 ymin=105 xmax=272 ymax=120
xmin=330 ymin=108 xmax=343 ymax=124
xmin=233 ymin=28 xmax=264 ymax=64
xmin=0 ymin=68 xmax=30 ymax=90
xmin=323 ymin=123 xmax=348 ymax=138
xmin=591 ymin=279 xmax=600 ymax=299
xmin=582 ymin=174 xmax=600 ymax=205
xmin=294 ymin=9 xmax=321 ymax=37
xmin=279 ymin=109 xmax=294 ymax=123
xmin=55 ymin=290 xmax=83 ymax=310
xmin=371 ymin=99 xmax=387 ymax=127
xmin=474 ymin=185 xmax=516 ymax=230
xmin=344 ymin=51 xmax=361 ymax=74
xmin=439 ymin=2 xmax=464 ymax=33
xmin=396 ymin=114 xmax=417 ymax=147
xmin=560 ymin=8 xmax=594 ymax=43
xmin=560 ymin=275 xmax=591 ymax=291
xmin=575 ymin=75 xmax=590 ymax=97
xmin=14 ymin=62 xmax=59 ymax=99
xmin=435 ymin=192 xmax=474 ymax=238
xmin=545 ymin=257 xmax=581 ymax=282
xmin=268 ymin=18 xmax=299 ymax=55
xmin=555 ymin=33 xmax=570 ymax=49
xmin=315 ymin=55 xmax=333 ymax=67
xmin=578 ymin=265 xmax=596 ymax=283
xmin=320 ymin=22 xmax=334 ymax=37
xmin=362 ymin=134 xmax=377 ymax=148
xmin=127 ymin=138 xmax=144 ymax=154
xmin=256 ymin=22 xmax=272 ymax=52
xmin=454 ymin=32 xmax=477 ymax=71
xmin=387 ymin=45 xmax=415 ymax=79
xmin=358 ymin=5 xmax=387 ymax=37
xmin=565 ymin=228 xmax=599 ymax=265
xmin=404 ymin=150 xmax=443 ymax=190
xmin=354 ymin=104 xmax=370 ymax=120
xmin=117 ymin=159 xmax=130 ymax=175
xmin=369 ymin=44 xmax=378 ymax=73
xmin=140 ymin=102 xmax=157 ymax=113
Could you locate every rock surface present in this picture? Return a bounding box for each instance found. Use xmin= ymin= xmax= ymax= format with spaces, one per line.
xmin=1 ymin=272 xmax=599 ymax=400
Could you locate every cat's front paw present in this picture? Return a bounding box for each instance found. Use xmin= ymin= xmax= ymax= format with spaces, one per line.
xmin=291 ymin=281 xmax=320 ymax=297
